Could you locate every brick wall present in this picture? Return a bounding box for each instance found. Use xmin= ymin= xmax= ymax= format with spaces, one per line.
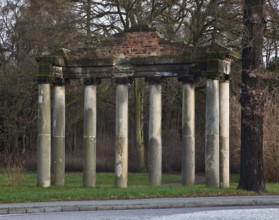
xmin=94 ymin=31 xmax=191 ymax=59
xmin=71 ymin=30 xmax=192 ymax=60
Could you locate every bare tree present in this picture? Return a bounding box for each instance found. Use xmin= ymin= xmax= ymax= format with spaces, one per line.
xmin=0 ymin=0 xmax=80 ymax=154
xmin=264 ymin=0 xmax=279 ymax=70
xmin=238 ymin=0 xmax=266 ymax=192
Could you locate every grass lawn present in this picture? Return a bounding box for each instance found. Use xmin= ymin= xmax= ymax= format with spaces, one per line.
xmin=0 ymin=171 xmax=278 ymax=203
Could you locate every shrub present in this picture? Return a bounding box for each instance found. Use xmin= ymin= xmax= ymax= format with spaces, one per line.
xmin=3 ymin=150 xmax=25 ymax=186
xmin=263 ymin=89 xmax=279 ymax=182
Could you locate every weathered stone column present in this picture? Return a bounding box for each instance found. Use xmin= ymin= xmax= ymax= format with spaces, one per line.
xmin=51 ymin=78 xmax=65 ymax=186
xmin=115 ymin=78 xmax=129 ymax=188
xmin=83 ymin=79 xmax=97 ymax=187
xmin=220 ymin=78 xmax=230 ymax=188
xmin=37 ymin=82 xmax=51 ymax=187
xmin=205 ymin=78 xmax=220 ymax=188
xmin=219 ymin=58 xmax=232 ymax=188
xmin=181 ymin=77 xmax=195 ymax=186
xmin=148 ymin=78 xmax=162 ymax=186
xmin=36 ymin=52 xmax=67 ymax=187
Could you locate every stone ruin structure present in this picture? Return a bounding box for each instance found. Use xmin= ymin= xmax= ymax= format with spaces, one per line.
xmin=36 ymin=27 xmax=239 ymax=188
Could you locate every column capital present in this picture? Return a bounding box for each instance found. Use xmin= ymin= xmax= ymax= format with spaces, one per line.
xmin=114 ymin=77 xmax=132 ymax=84
xmin=37 ymin=62 xmax=66 ymax=85
xmin=178 ymin=74 xmax=196 ymax=84
xmin=205 ymin=59 xmax=231 ymax=80
xmin=36 ymin=49 xmax=68 ymax=84
xmin=52 ymin=78 xmax=68 ymax=86
xmin=219 ymin=74 xmax=230 ymax=82
xmin=83 ymin=78 xmax=102 ymax=86
xmin=37 ymin=62 xmax=52 ymax=84
xmin=37 ymin=76 xmax=51 ymax=84
xmin=145 ymin=76 xmax=162 ymax=84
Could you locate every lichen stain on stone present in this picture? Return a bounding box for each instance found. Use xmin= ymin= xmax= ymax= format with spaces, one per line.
xmin=115 ymin=137 xmax=125 ymax=178
xmin=182 ymin=122 xmax=192 ymax=135
xmin=116 ymin=152 xmax=122 ymax=164
xmin=149 ymin=137 xmax=160 ymax=150
xmin=39 ymin=95 xmax=43 ymax=104
xmin=116 ymin=162 xmax=122 ymax=178
xmin=84 ymin=104 xmax=93 ymax=112
xmin=85 ymin=109 xmax=93 ymax=118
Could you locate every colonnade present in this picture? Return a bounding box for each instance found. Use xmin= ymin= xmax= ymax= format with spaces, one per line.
xmin=37 ymin=65 xmax=231 ymax=189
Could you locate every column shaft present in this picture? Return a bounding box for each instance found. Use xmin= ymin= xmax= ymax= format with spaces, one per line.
xmin=83 ymin=84 xmax=97 ymax=187
xmin=115 ymin=83 xmax=128 ymax=188
xmin=220 ymin=80 xmax=230 ymax=188
xmin=37 ymin=83 xmax=51 ymax=187
xmin=181 ymin=83 xmax=195 ymax=186
xmin=148 ymin=83 xmax=162 ymax=186
xmin=52 ymin=85 xmax=65 ymax=186
xmin=205 ymin=79 xmax=220 ymax=188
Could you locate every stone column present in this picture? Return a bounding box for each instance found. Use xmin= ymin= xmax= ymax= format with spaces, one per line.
xmin=205 ymin=79 xmax=220 ymax=188
xmin=51 ymin=79 xmax=65 ymax=186
xmin=83 ymin=79 xmax=97 ymax=187
xmin=115 ymin=78 xmax=129 ymax=188
xmin=220 ymin=78 xmax=230 ymax=188
xmin=148 ymin=78 xmax=162 ymax=186
xmin=37 ymin=82 xmax=51 ymax=187
xmin=181 ymin=78 xmax=195 ymax=186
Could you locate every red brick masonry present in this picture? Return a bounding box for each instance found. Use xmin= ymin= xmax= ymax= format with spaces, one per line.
xmin=73 ymin=31 xmax=192 ymax=60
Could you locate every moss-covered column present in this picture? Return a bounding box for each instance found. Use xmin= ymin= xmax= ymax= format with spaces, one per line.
xmin=147 ymin=77 xmax=162 ymax=186
xmin=36 ymin=52 xmax=66 ymax=188
xmin=205 ymin=60 xmax=221 ymax=188
xmin=115 ymin=78 xmax=129 ymax=188
xmin=83 ymin=78 xmax=99 ymax=187
xmin=180 ymin=76 xmax=195 ymax=186
xmin=205 ymin=59 xmax=233 ymax=188
xmin=51 ymin=75 xmax=65 ymax=186
xmin=205 ymin=78 xmax=220 ymax=188
xmin=37 ymin=64 xmax=52 ymax=187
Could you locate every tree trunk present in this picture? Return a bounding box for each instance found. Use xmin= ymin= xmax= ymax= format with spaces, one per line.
xmin=86 ymin=0 xmax=91 ymax=38
xmin=134 ymin=78 xmax=146 ymax=172
xmin=238 ymin=0 xmax=266 ymax=192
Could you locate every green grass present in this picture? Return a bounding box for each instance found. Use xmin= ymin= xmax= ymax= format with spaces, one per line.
xmin=0 ymin=171 xmax=278 ymax=203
